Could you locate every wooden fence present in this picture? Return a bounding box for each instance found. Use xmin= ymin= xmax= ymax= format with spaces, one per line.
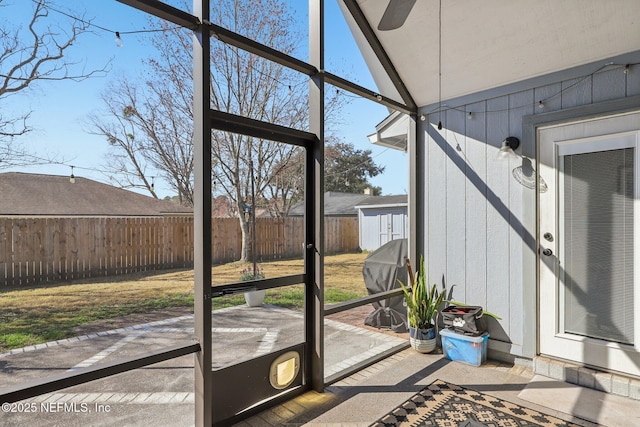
xmin=249 ymin=216 xmax=359 ymax=263
xmin=0 ymin=216 xmax=359 ymax=287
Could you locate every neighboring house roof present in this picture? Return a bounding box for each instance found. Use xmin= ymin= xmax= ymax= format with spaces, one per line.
xmin=355 ymin=195 xmax=407 ymax=209
xmin=0 ymin=172 xmax=192 ymax=216
xmin=288 ymin=192 xmax=372 ymax=216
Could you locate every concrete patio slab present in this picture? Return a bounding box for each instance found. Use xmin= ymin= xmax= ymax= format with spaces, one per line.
xmin=0 ymin=304 xmax=405 ymax=427
xmin=8 ymin=304 xmax=626 ymax=426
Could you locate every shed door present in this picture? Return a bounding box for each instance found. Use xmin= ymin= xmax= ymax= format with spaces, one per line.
xmin=538 ymin=112 xmax=640 ymax=376
xmin=378 ymin=210 xmax=405 ymax=247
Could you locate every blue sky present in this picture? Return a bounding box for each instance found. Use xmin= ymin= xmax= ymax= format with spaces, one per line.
xmin=4 ymin=0 xmax=408 ymax=198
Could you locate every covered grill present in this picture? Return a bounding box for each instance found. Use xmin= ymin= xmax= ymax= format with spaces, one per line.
xmin=362 ymin=238 xmax=408 ymax=333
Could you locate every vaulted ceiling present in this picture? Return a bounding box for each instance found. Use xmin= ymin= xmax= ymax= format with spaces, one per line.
xmin=341 ymin=0 xmax=640 ymax=108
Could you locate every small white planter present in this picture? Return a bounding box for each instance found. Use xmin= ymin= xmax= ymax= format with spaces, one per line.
xmin=244 ymin=290 xmax=266 ymax=307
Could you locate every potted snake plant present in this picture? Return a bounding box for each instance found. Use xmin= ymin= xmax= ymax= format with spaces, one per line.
xmin=398 ymin=256 xmax=444 ymax=353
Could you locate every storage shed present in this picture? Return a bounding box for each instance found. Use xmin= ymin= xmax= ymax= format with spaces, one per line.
xmin=355 ymin=195 xmax=407 ymax=251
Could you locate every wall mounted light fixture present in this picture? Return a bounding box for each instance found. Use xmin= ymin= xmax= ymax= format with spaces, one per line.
xmin=498 ymin=136 xmax=520 ymax=160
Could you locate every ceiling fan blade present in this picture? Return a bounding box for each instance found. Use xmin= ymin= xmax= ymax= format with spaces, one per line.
xmin=377 ymin=0 xmax=416 ymax=31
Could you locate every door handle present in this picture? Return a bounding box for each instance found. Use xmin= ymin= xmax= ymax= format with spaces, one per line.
xmin=542 ymin=248 xmax=553 ymax=256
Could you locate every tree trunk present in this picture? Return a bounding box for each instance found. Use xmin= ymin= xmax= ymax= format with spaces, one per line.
xmin=239 ymin=212 xmax=251 ymax=262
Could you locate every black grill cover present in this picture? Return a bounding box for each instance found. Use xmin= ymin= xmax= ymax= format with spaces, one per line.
xmin=362 ymin=238 xmax=408 ymax=333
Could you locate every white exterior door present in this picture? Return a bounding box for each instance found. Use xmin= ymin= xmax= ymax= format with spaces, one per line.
xmin=378 ymin=210 xmax=406 ymax=247
xmin=378 ymin=213 xmax=391 ymax=247
xmin=390 ymin=210 xmax=405 ymax=241
xmin=538 ymin=111 xmax=640 ymax=376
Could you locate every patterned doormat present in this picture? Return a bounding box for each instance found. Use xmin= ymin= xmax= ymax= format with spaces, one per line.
xmin=370 ymin=380 xmax=580 ymax=426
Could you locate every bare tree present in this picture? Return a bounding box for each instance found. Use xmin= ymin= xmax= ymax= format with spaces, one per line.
xmin=264 ymin=147 xmax=305 ymax=218
xmin=88 ymin=73 xmax=194 ymax=204
xmin=88 ymin=21 xmax=197 ymax=205
xmin=92 ymin=0 xmax=344 ymax=262
xmin=207 ymin=0 xmax=310 ymax=261
xmin=0 ymin=0 xmax=108 ymax=166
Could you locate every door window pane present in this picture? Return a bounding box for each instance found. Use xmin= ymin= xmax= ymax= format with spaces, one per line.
xmin=561 ymin=148 xmax=634 ymax=344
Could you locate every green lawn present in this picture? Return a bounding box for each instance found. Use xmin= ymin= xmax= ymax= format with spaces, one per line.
xmin=0 ymin=252 xmax=368 ymax=351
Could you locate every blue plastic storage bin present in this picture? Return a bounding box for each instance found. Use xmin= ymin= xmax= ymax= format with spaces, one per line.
xmin=439 ymin=329 xmax=489 ymax=366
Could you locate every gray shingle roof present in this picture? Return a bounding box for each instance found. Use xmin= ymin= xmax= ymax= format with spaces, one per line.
xmin=354 ymin=195 xmax=408 ymax=208
xmin=0 ymin=172 xmax=192 ymax=216
xmin=288 ymin=192 xmax=372 ymax=216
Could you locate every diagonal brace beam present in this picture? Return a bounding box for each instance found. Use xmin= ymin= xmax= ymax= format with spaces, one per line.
xmin=209 ymin=23 xmax=319 ymax=77
xmin=325 ymin=71 xmax=414 ymax=115
xmin=210 ymin=109 xmax=318 ymax=147
xmin=341 ymin=0 xmax=417 ymax=112
xmin=117 ymin=0 xmax=414 ymax=115
xmin=116 ymin=0 xmax=200 ymax=29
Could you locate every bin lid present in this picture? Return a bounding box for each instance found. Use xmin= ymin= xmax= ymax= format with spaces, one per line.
xmin=439 ymin=329 xmax=489 ymax=342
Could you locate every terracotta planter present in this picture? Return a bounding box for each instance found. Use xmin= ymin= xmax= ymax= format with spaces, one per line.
xmin=409 ymin=326 xmax=437 ymax=353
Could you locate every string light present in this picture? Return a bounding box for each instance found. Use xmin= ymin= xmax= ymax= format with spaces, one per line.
xmin=18 ymin=0 xmax=379 ymax=192
xmin=32 ymin=0 xmax=184 ymax=46
xmin=25 ymin=155 xmax=160 ymax=188
xmin=419 ymin=62 xmax=638 ymax=122
xmin=27 ymin=1 xmax=640 ymax=141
